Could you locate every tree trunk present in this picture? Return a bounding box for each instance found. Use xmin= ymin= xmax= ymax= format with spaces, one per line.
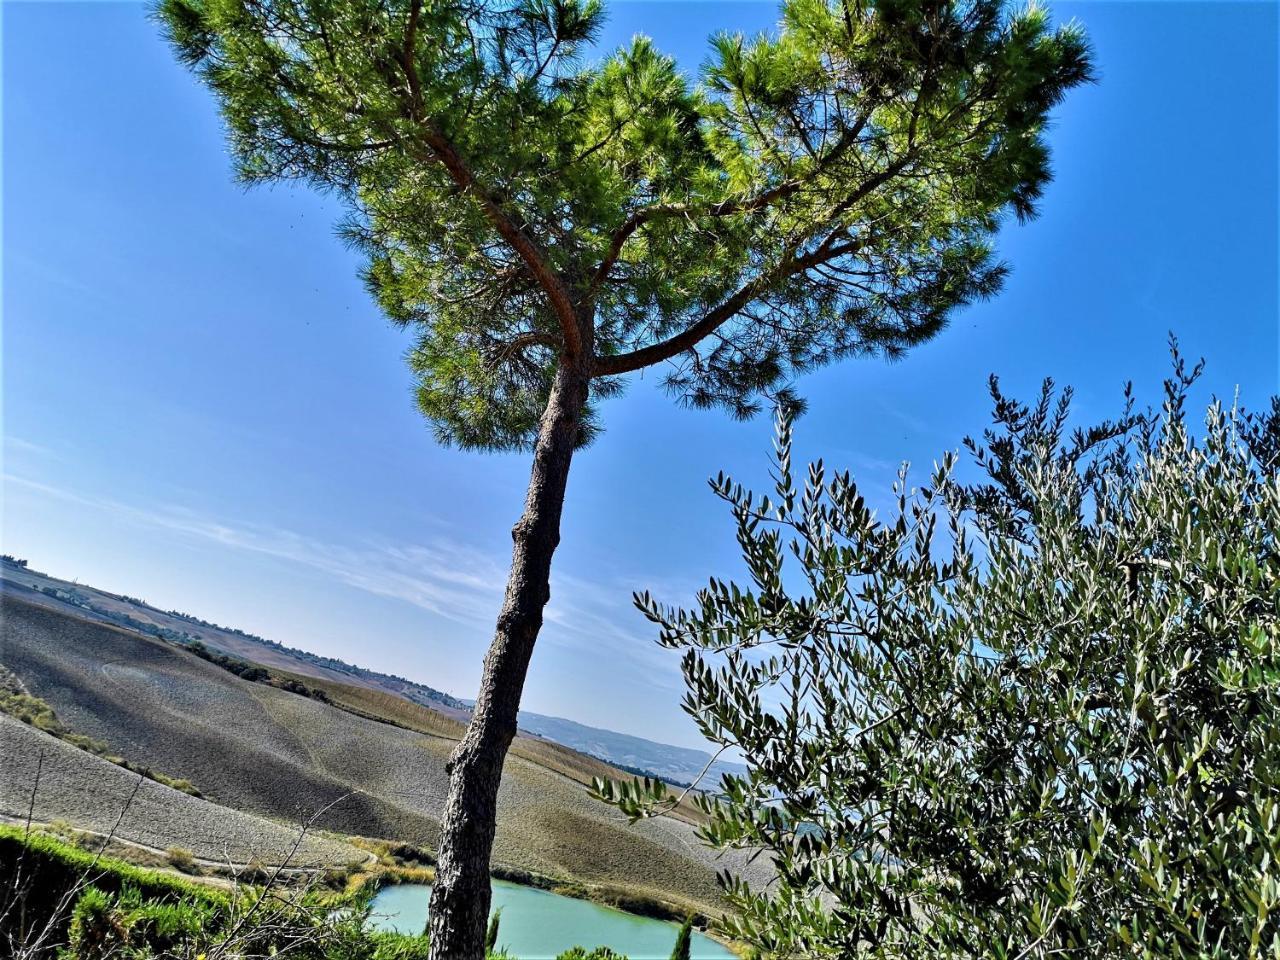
xmin=427 ymin=356 xmax=590 ymax=960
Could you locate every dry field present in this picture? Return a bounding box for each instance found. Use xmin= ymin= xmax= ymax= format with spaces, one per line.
xmin=0 ymin=713 xmax=366 ymax=868
xmin=0 ymin=595 xmax=765 ymax=917
xmin=291 ymin=671 xmax=709 ymax=827
xmin=0 ymin=565 xmax=465 ymax=713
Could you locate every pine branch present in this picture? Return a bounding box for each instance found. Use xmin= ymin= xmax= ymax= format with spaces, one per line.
xmin=594 ymin=157 xmax=907 ymax=376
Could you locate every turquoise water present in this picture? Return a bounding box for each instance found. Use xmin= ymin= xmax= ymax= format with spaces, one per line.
xmin=369 ymin=881 xmax=737 ymax=960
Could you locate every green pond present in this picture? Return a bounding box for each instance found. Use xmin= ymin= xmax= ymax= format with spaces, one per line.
xmin=369 ymin=881 xmax=737 ymax=960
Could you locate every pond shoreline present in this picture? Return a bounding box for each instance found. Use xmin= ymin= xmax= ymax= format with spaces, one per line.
xmin=368 ymin=880 xmax=740 ymax=960
xmin=348 ymin=842 xmax=739 ymax=951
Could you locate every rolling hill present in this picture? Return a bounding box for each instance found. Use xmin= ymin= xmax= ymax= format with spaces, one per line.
xmin=0 ymin=559 xmax=744 ymax=786
xmin=0 ymin=590 xmax=766 ymax=917
xmin=513 ymin=712 xmax=747 ymax=789
xmin=0 ymin=712 xmax=368 ymax=869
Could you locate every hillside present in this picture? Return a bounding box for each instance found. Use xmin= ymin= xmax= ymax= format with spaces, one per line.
xmin=0 ymin=713 xmax=367 ymax=868
xmin=0 ymin=592 xmax=766 ymax=917
xmin=0 ymin=560 xmax=464 ymax=711
xmin=1 ymin=559 xmax=741 ymax=784
xmin=266 ymin=665 xmax=707 ymax=826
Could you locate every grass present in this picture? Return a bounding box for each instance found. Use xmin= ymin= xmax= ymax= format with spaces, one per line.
xmin=0 ymin=824 xmax=221 ymax=901
xmin=0 ymin=826 xmax=656 ymax=960
xmin=0 ymin=822 xmax=227 ymax=952
xmin=0 ymin=823 xmax=398 ymax=959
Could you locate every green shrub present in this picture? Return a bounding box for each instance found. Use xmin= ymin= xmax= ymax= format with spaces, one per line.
xmin=485 ymin=907 xmax=502 ymax=953
xmin=385 ymin=841 xmax=434 ymax=867
xmin=164 ymin=846 xmax=197 ymax=873
xmin=1 ymin=826 xmax=635 ymax=960
xmin=0 ymin=825 xmax=223 ymax=947
xmin=368 ymin=931 xmax=433 ymax=960
xmin=238 ymin=856 xmax=272 ymax=885
xmin=322 ymin=861 xmax=360 ymax=891
xmin=152 ymin=773 xmax=201 ymax=796
xmin=0 ymin=686 xmax=202 ymax=796
xmin=65 ymin=884 xmax=216 ymax=960
xmin=64 ymin=886 xmax=114 ymax=960
xmin=603 ymin=355 xmax=1280 ymax=958
xmin=669 ymin=916 xmax=693 ymax=960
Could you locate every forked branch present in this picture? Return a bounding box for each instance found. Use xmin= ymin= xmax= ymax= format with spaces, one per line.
xmin=593 ymin=156 xmax=908 ymax=376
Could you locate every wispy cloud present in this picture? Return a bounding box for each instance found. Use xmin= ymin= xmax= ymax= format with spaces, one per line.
xmin=3 ymin=472 xmax=680 ymax=681
xmin=5 ymin=473 xmax=504 ymax=624
xmin=544 ymin=568 xmax=687 ymax=687
xmin=7 ymin=252 xmax=121 ymax=309
xmin=3 ymin=437 xmax=62 ymax=461
xmin=874 ymin=399 xmax=933 ymax=438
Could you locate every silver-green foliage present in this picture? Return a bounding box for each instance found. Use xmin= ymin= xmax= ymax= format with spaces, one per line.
xmin=597 ymin=350 xmax=1280 ymax=958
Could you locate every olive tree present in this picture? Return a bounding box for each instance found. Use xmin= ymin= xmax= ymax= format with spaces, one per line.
xmin=154 ymin=0 xmax=1092 ymax=953
xmin=601 ymin=351 xmax=1280 ymax=957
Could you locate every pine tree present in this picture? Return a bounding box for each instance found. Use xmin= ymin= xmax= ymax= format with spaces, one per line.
xmin=155 ymin=1 xmax=1092 ymax=955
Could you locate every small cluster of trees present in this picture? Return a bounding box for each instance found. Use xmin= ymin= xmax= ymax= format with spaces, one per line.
xmin=184 ymin=640 xmax=332 ymax=702
xmin=164 ymin=607 xmax=463 ymax=708
xmin=185 ymin=640 xmax=273 ymax=682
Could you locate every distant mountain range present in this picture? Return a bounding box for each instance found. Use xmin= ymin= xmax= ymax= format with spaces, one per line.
xmin=0 ymin=556 xmax=742 ymax=788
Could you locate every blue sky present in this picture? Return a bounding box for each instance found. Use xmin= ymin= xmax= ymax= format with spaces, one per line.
xmin=3 ymin=1 xmax=1277 ymax=749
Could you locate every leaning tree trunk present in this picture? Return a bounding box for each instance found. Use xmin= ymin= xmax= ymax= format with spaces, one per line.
xmin=427 ymin=355 xmax=590 ymax=960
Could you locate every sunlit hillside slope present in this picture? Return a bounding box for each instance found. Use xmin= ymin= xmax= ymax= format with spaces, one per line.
xmin=0 ymin=593 xmax=765 ymax=917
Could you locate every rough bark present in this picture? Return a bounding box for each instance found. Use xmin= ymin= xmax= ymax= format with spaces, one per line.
xmin=427 ymin=354 xmax=590 ymax=960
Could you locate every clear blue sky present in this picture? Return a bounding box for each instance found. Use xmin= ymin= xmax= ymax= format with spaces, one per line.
xmin=3 ymin=1 xmax=1277 ymax=749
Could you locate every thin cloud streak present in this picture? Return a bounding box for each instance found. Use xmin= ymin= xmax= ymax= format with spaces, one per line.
xmin=6 ymin=473 xmax=504 ymax=625
xmin=3 ymin=472 xmax=681 ymax=683
xmin=3 ymin=437 xmax=63 ymax=461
